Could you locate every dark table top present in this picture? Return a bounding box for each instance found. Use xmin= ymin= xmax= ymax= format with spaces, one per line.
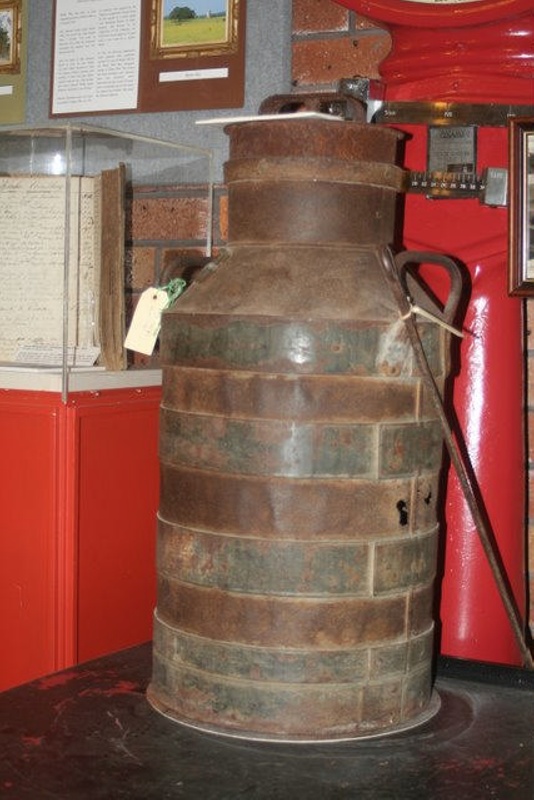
xmin=1 ymin=643 xmax=534 ymax=799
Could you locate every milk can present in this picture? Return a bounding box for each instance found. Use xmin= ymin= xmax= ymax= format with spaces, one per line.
xmin=147 ymin=116 xmax=463 ymax=741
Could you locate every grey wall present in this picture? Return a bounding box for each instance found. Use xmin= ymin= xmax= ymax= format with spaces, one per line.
xmin=18 ymin=0 xmax=292 ymax=179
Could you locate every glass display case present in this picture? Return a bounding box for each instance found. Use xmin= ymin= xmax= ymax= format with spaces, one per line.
xmin=0 ymin=124 xmax=213 ymax=399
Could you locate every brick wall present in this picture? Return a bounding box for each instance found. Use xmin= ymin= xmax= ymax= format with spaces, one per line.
xmin=126 ymin=184 xmax=227 ymax=367
xmin=292 ymin=0 xmax=390 ymax=90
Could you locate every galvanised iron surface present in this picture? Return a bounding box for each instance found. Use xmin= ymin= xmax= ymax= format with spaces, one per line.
xmin=148 ymin=117 xmax=458 ymax=741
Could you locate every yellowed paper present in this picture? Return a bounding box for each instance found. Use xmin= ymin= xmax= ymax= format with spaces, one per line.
xmin=0 ymin=174 xmax=101 ymax=363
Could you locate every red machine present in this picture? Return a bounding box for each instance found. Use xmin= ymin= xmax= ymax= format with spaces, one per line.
xmin=335 ymin=0 xmax=534 ymax=665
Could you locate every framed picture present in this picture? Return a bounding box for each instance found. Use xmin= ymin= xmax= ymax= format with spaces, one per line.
xmin=0 ymin=0 xmax=21 ymax=74
xmin=509 ymin=118 xmax=534 ymax=295
xmin=139 ymin=0 xmax=246 ymax=113
xmin=151 ymin=0 xmax=240 ymax=59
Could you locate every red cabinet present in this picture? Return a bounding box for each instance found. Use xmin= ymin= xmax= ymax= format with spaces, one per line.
xmin=0 ymin=377 xmax=161 ymax=691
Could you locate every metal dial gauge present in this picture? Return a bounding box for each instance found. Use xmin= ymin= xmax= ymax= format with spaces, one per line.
xmin=336 ymin=0 xmax=534 ymax=27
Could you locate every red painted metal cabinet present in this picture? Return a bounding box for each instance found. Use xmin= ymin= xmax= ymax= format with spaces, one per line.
xmin=0 ymin=382 xmax=161 ymax=692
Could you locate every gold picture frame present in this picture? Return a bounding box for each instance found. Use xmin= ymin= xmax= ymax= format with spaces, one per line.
xmin=0 ymin=0 xmax=21 ymax=74
xmin=508 ymin=118 xmax=534 ymax=295
xmin=151 ymin=0 xmax=240 ymax=59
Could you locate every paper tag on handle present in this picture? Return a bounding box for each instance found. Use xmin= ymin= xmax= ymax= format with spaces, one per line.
xmin=124 ymin=288 xmax=169 ymax=355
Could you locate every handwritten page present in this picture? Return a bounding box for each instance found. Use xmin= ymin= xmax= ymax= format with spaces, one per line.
xmin=0 ymin=175 xmax=101 ymax=364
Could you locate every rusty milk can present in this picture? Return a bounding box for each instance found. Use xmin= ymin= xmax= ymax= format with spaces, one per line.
xmin=147 ymin=116 xmax=463 ymax=741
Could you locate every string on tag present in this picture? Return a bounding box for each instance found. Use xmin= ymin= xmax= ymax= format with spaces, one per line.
xmin=400 ymin=303 xmax=464 ymax=338
xmin=162 ymin=277 xmax=187 ymax=308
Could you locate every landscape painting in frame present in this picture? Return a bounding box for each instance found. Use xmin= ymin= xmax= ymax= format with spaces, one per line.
xmin=0 ymin=0 xmax=20 ymax=73
xmin=151 ymin=0 xmax=239 ymax=58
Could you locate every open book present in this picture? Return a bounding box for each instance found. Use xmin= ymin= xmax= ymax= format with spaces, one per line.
xmin=0 ymin=166 xmax=126 ymax=370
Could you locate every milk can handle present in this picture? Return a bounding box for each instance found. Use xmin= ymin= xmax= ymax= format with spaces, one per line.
xmin=259 ymin=92 xmax=366 ymax=122
xmin=394 ymin=250 xmax=464 ymax=326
